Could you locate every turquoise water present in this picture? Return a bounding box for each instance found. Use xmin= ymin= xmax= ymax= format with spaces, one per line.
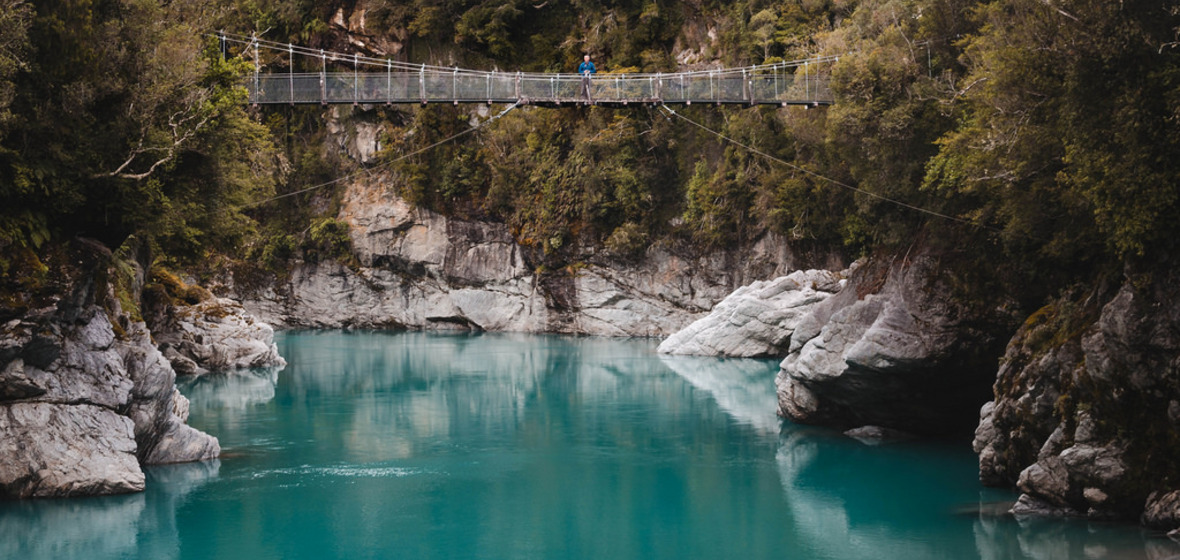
xmin=2 ymin=331 xmax=1176 ymax=559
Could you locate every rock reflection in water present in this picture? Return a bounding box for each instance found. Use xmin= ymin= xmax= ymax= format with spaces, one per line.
xmin=777 ymin=428 xmax=1179 ymax=560
xmin=659 ymin=354 xmax=781 ymax=434
xmin=178 ymin=369 xmax=279 ymax=413
xmin=0 ymin=460 xmax=219 ymax=560
xmin=265 ymin=331 xmax=692 ymax=465
xmin=972 ymin=512 xmax=1180 ymax=560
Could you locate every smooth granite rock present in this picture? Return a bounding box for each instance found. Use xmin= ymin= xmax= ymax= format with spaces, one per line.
xmin=0 ymin=246 xmax=219 ymax=498
xmin=150 ymin=296 xmax=286 ymax=375
xmin=775 ymin=254 xmax=1015 ymax=435
xmin=0 ymin=402 xmax=143 ymax=497
xmin=658 ymin=270 xmax=844 ymax=357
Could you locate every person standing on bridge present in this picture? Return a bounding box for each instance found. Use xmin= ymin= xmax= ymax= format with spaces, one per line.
xmin=578 ymin=54 xmax=596 ymax=103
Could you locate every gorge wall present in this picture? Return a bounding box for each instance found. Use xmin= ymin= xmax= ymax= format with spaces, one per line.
xmin=224 ymin=111 xmax=1180 ymax=532
xmin=973 ymin=265 xmax=1180 ymax=530
xmin=230 ymin=169 xmax=845 ymax=337
xmin=0 ymin=243 xmax=219 ymax=498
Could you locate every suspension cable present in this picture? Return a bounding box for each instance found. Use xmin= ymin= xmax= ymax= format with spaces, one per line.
xmin=658 ymin=103 xmax=1001 ymax=233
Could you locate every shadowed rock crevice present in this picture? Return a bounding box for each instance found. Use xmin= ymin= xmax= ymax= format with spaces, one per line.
xmin=775 ymin=252 xmax=1018 ymax=437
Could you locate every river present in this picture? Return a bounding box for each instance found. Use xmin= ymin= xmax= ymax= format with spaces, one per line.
xmin=1 ymin=331 xmax=1174 ymax=559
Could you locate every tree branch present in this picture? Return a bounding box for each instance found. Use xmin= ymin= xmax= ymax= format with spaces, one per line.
xmin=95 ymin=87 xmax=215 ymax=181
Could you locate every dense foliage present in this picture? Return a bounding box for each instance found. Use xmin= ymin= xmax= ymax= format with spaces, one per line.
xmin=2 ymin=0 xmax=1178 ymax=308
xmin=0 ymin=0 xmax=284 ymax=278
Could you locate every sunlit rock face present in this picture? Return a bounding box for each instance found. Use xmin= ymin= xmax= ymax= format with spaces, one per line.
xmin=775 ymin=253 xmax=1017 ymax=436
xmin=0 ymin=248 xmax=218 ymax=498
xmin=974 ymin=266 xmax=1180 ymax=527
xmin=658 ymin=269 xmax=845 ymax=357
xmin=233 ymin=182 xmax=839 ymax=336
xmin=147 ymin=296 xmax=286 ymax=376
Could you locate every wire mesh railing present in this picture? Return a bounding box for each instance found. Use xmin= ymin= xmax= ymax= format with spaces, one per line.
xmin=248 ymin=69 xmax=833 ymax=105
xmin=226 ymin=33 xmax=836 ymax=107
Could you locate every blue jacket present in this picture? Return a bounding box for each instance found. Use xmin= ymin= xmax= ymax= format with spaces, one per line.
xmin=577 ymin=60 xmax=597 ymax=75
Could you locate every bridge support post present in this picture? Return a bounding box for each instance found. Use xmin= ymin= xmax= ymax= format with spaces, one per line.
xmin=251 ymin=32 xmax=259 ymax=105
xmin=288 ymin=44 xmax=294 ymax=106
xmin=320 ymin=50 xmax=326 ymax=105
xmin=774 ymin=62 xmax=779 ymax=102
xmin=742 ymin=68 xmax=749 ymax=105
xmin=420 ymin=64 xmax=426 ymax=104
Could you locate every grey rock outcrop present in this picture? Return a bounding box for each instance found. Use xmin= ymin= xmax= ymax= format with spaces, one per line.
xmin=658 ymin=269 xmax=844 ymax=357
xmin=149 ymin=296 xmax=286 ymax=375
xmin=231 ymin=181 xmax=837 ymax=336
xmin=0 ymin=249 xmax=218 ymax=498
xmin=0 ymin=402 xmax=143 ymax=497
xmin=1144 ymin=491 xmax=1180 ymax=534
xmin=973 ymin=267 xmax=1180 ymax=525
xmin=775 ymin=253 xmax=1016 ymax=435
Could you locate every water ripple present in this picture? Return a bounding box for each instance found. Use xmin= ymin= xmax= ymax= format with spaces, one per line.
xmin=250 ymin=464 xmax=425 ymax=479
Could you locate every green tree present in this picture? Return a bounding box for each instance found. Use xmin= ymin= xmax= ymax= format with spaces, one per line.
xmin=924 ymin=0 xmax=1180 ymax=263
xmin=1 ymin=0 xmax=281 ymax=264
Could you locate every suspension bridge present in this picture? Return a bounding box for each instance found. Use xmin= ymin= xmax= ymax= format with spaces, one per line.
xmin=224 ymin=33 xmax=836 ymax=107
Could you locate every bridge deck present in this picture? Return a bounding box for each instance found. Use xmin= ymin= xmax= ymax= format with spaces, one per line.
xmin=248 ymin=71 xmax=833 ymax=106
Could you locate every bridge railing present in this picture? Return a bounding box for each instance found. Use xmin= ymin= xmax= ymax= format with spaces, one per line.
xmin=248 ymin=69 xmax=833 ymax=106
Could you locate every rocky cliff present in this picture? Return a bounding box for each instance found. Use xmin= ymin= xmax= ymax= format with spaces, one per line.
xmin=0 ymin=244 xmax=219 ymax=498
xmin=231 ymin=174 xmax=843 ymax=336
xmin=774 ymin=252 xmax=1019 ymax=436
xmin=973 ymin=266 xmax=1180 ymax=532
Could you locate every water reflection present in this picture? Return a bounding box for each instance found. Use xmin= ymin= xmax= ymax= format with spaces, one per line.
xmin=0 ymin=460 xmax=218 ymax=560
xmin=3 ymin=331 xmax=1175 ymax=559
xmin=179 ymin=369 xmax=279 ymax=412
xmin=776 ymin=428 xmax=1180 ymax=560
xmin=973 ymin=513 xmax=1180 ymax=560
xmin=257 ymin=332 xmax=705 ymax=465
xmin=659 ymin=354 xmax=781 ymax=434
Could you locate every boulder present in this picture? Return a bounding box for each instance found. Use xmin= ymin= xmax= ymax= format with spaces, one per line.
xmin=0 ymin=403 xmax=143 ymax=497
xmin=775 ymin=253 xmax=1016 ymax=435
xmin=658 ymin=269 xmax=844 ymax=357
xmin=843 ymin=425 xmax=916 ymax=445
xmin=1144 ymin=491 xmax=1180 ymax=532
xmin=150 ymin=296 xmax=285 ymax=375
